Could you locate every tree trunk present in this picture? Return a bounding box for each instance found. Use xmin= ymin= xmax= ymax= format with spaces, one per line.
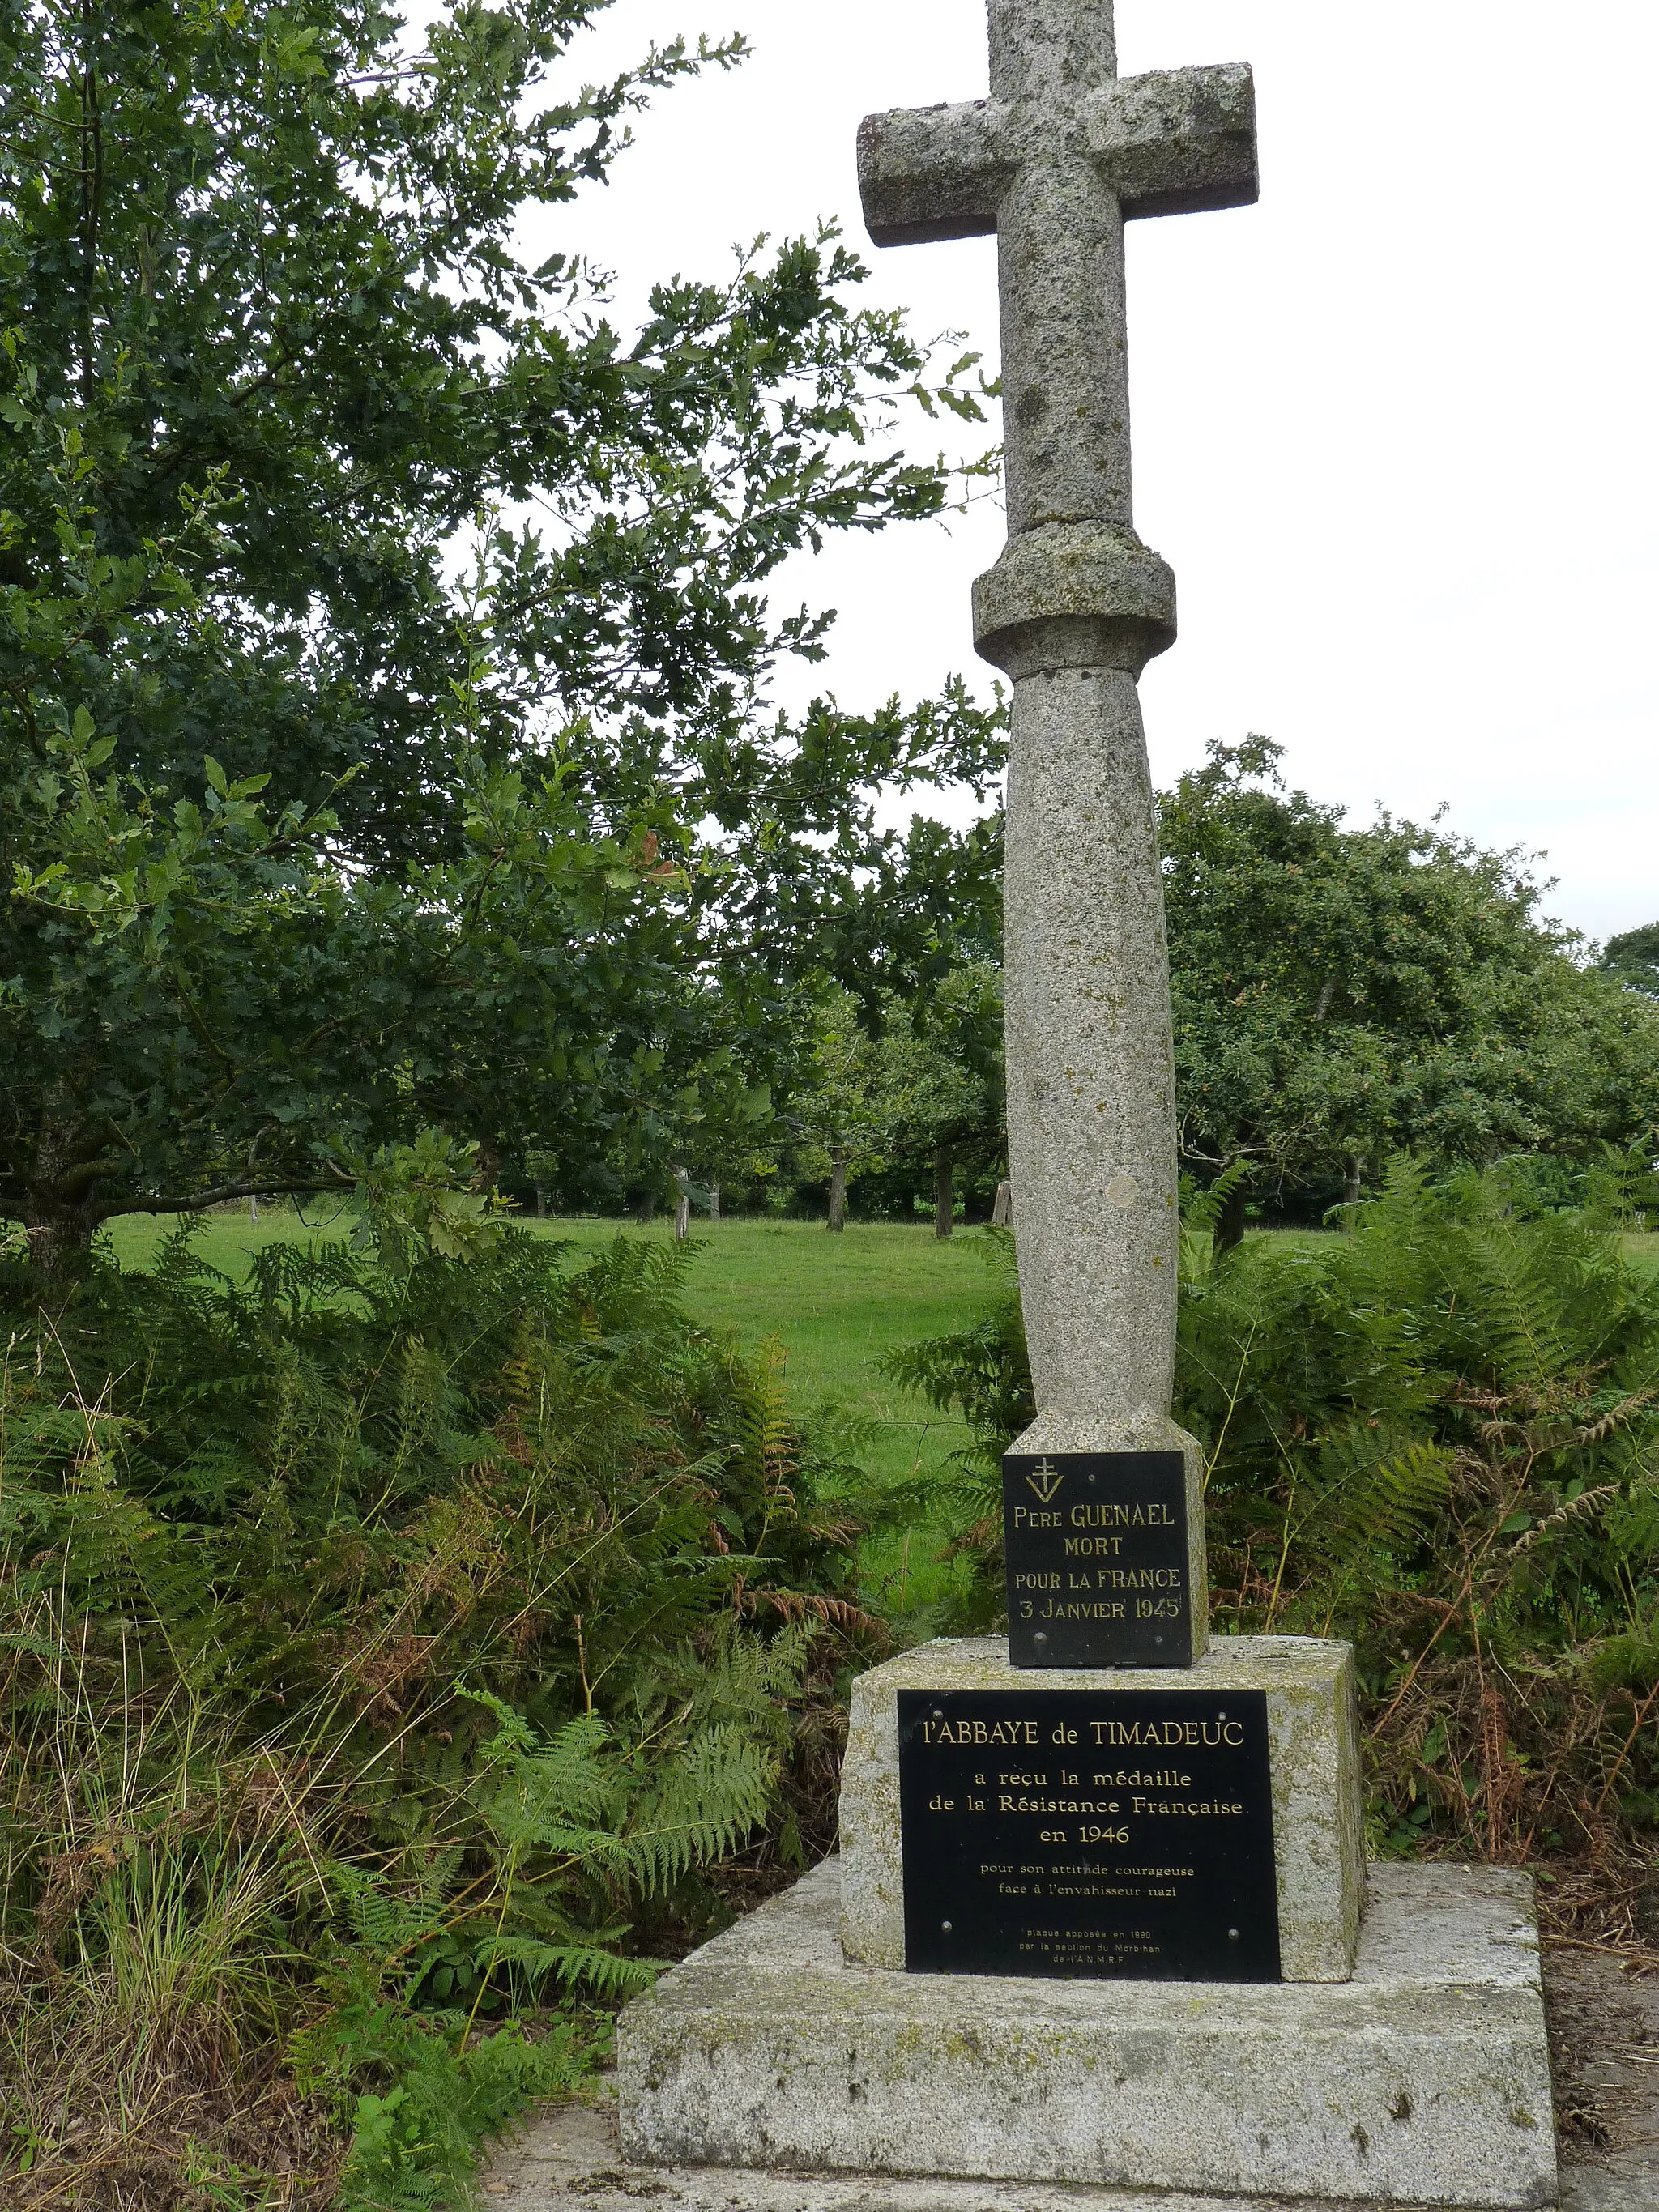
xmin=933 ymin=1145 xmax=953 ymax=1239
xmin=827 ymin=1144 xmax=848 ymax=1233
xmin=22 ymin=1193 xmax=103 ymax=1279
xmin=633 ymin=1189 xmax=658 ymax=1225
xmin=23 ymin=1125 xmax=105 ymax=1276
xmin=535 ymin=1187 xmax=548 ymax=1219
xmin=991 ymin=1178 xmax=1013 ymax=1229
xmin=1341 ymin=1156 xmax=1363 ymax=1210
xmin=672 ymin=1168 xmax=690 ymax=1243
xmin=708 ymin=1180 xmax=720 ymax=1223
xmin=1214 ymin=1178 xmax=1250 ymax=1255
xmin=249 ymin=1191 xmax=259 ymax=1222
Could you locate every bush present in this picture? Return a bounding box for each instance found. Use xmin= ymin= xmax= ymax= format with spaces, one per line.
xmin=0 ymin=1228 xmax=879 ymax=2209
xmin=888 ymin=1167 xmax=1659 ymax=1937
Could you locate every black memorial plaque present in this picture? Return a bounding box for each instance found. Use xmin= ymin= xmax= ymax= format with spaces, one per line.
xmin=899 ymin=1686 xmax=1280 ymax=1981
xmin=1002 ymin=1450 xmax=1192 ymax=1668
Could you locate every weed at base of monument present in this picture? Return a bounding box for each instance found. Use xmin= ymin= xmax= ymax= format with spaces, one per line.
xmin=887 ymin=1161 xmax=1659 ymax=1954
xmin=0 ymin=1229 xmax=882 ymax=2210
xmin=294 ymin=1973 xmax=602 ymax=2212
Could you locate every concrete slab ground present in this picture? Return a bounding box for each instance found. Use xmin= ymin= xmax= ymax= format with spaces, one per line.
xmin=485 ymin=2097 xmax=1437 ymax=2212
xmin=481 ymin=1952 xmax=1656 ymax=2212
xmin=1544 ymin=1946 xmax=1659 ymax=2210
xmin=612 ymin=1859 xmax=1555 ymax=2209
xmin=486 ymin=1880 xmax=1659 ymax=2212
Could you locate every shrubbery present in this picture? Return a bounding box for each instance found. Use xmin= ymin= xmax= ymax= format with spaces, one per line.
xmin=10 ymin=1169 xmax=1659 ymax=2207
xmin=889 ymin=1165 xmax=1659 ymax=1935
xmin=0 ymin=1229 xmax=878 ymax=2208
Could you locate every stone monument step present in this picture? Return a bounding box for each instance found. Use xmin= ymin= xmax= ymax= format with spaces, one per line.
xmin=616 ymin=1857 xmax=1556 ymax=2210
xmin=490 ymin=2095 xmax=1572 ymax=2212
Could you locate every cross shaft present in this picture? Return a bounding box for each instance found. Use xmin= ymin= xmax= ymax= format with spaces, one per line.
xmin=856 ymin=2 xmax=1257 ymax=1462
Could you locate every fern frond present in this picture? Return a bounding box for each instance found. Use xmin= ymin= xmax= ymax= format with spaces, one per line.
xmin=621 ymin=1720 xmax=778 ymax=1894
xmin=1299 ymin=1426 xmax=1452 ymax=1572
xmin=483 ymin=1936 xmax=660 ymax=1997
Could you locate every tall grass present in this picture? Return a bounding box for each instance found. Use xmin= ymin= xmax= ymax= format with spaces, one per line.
xmin=1 ymin=1230 xmax=881 ymax=2209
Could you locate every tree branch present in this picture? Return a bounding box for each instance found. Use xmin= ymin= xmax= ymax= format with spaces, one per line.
xmin=88 ymin=1175 xmax=350 ymax=1226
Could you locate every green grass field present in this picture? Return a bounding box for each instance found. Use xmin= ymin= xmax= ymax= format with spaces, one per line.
xmin=100 ymin=1208 xmax=993 ymax=1488
xmin=99 ymin=1207 xmax=1659 ymax=1449
xmin=102 ymin=1207 xmax=998 ymax=1616
xmin=95 ymin=1205 xmax=1659 ymax=1617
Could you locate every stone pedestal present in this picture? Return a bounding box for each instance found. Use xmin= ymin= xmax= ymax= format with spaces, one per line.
xmin=616 ymin=1631 xmax=1557 ymax=2206
xmin=616 ymin=1857 xmax=1557 ymax=2210
xmin=840 ymin=1635 xmax=1365 ymax=1982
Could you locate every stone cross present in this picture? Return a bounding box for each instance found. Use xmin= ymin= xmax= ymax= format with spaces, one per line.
xmin=859 ymin=2 xmax=1256 ymax=1462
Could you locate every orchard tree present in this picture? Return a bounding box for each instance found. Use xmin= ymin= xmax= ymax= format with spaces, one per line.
xmin=788 ymin=967 xmax=1005 ymax=1234
xmin=778 ymin=740 xmax=1657 ymax=1238
xmin=821 ymin=808 xmax=1004 ymax=1020
xmin=793 ymin=989 xmax=889 ymax=1232
xmin=876 ymin=961 xmax=1004 ymax=1235
xmin=1160 ymin=739 xmax=1659 ymax=1225
xmin=1601 ymin=923 xmax=1659 ymax=999
xmin=0 ymin=0 xmax=1000 ymax=1267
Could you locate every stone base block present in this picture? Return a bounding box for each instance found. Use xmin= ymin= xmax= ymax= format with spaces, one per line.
xmin=840 ymin=1634 xmax=1366 ymax=1981
xmin=492 ymin=2096 xmax=1556 ymax=2212
xmin=616 ymin=1859 xmax=1556 ymax=2210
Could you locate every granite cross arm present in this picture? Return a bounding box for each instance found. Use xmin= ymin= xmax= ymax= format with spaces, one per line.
xmin=859 ymin=66 xmax=1257 ymax=241
xmin=857 ymin=15 xmax=1256 ymax=552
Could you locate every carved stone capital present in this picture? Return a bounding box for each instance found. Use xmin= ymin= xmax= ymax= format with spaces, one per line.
xmin=972 ymin=520 xmax=1177 ymax=677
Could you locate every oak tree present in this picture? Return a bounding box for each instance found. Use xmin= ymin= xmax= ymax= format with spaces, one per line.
xmin=0 ymin=0 xmax=997 ymax=1264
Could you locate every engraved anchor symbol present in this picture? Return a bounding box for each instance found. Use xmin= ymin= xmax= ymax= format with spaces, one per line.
xmin=1025 ymin=1459 xmax=1064 ymax=1504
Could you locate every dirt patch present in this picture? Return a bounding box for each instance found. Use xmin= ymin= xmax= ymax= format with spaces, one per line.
xmin=1547 ymin=1941 xmax=1659 ymax=2210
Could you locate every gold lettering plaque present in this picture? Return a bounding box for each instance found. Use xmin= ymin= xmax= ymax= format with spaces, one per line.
xmin=1002 ymin=1451 xmax=1192 ymax=1667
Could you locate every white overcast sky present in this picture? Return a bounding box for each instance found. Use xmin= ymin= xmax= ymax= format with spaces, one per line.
xmin=527 ymin=0 xmax=1657 ymax=947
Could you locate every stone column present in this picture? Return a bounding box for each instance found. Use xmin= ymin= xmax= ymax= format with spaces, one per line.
xmin=975 ymin=524 xmax=1188 ymax=1466
xmin=1002 ymin=663 xmax=1179 ymax=1450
